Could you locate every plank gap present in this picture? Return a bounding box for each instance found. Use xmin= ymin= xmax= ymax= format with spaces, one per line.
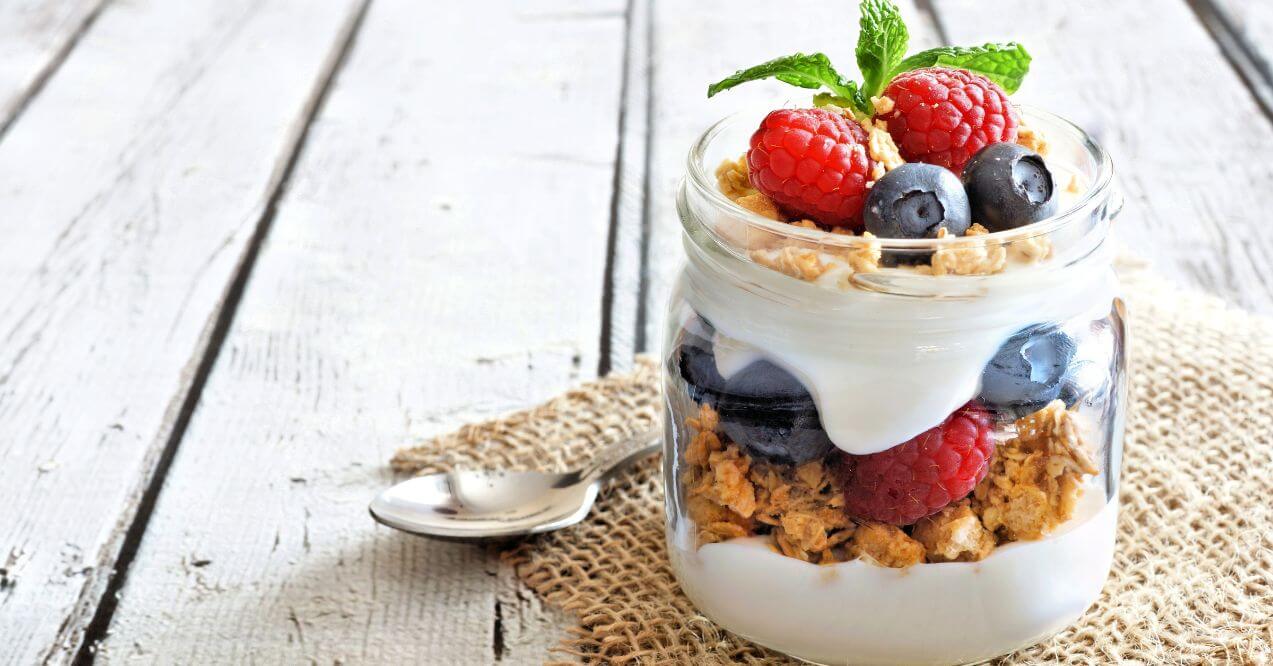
xmin=914 ymin=0 xmax=951 ymax=44
xmin=597 ymin=0 xmax=640 ymax=377
xmin=1186 ymin=0 xmax=1273 ymax=123
xmin=67 ymin=1 xmax=375 ymax=662
xmin=632 ymin=0 xmax=656 ymax=355
xmin=492 ymin=595 xmax=506 ymax=661
xmin=0 ymin=0 xmax=110 ymax=144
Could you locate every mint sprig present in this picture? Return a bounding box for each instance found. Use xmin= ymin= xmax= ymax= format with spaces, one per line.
xmin=856 ymin=0 xmax=910 ymax=101
xmin=893 ymin=43 xmax=1031 ymax=93
xmin=707 ymin=53 xmax=868 ymax=114
xmin=706 ymin=0 xmax=1031 ymax=114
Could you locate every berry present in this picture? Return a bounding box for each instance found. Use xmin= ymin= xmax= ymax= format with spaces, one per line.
xmin=962 ymin=142 xmax=1058 ymax=231
xmin=876 ymin=67 xmax=1018 ymax=173
xmin=747 ymin=108 xmax=874 ymax=228
xmin=980 ymin=325 xmax=1077 ymax=410
xmin=677 ymin=316 xmax=726 ymax=406
xmin=864 ymin=163 xmax=971 ymax=240
xmin=679 ymin=342 xmax=726 ymax=406
xmin=842 ymin=404 xmax=995 ymax=525
xmin=715 ymin=360 xmax=834 ymax=465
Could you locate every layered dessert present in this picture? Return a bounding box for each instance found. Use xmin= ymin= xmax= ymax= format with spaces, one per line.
xmin=661 ymin=2 xmax=1126 ymax=664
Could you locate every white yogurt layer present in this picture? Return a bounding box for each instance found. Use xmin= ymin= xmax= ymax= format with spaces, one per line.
xmin=684 ymin=215 xmax=1115 ymax=455
xmin=670 ymin=489 xmax=1116 ymax=666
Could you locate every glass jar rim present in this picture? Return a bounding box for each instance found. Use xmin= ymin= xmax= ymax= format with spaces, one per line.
xmin=684 ymin=105 xmax=1116 ymax=251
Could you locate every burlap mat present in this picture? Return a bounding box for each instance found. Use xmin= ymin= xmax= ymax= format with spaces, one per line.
xmin=392 ymin=272 xmax=1273 ymax=664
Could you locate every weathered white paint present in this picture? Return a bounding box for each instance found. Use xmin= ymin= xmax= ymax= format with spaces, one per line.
xmin=97 ymin=0 xmax=627 ymax=662
xmin=0 ymin=0 xmax=104 ymax=128
xmin=0 ymin=0 xmax=367 ymax=662
xmin=933 ymin=0 xmax=1273 ymax=314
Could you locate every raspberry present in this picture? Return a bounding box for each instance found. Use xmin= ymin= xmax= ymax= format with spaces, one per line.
xmin=747 ymin=108 xmax=874 ymax=228
xmin=842 ymin=404 xmax=995 ymax=525
xmin=876 ymin=67 xmax=1018 ymax=174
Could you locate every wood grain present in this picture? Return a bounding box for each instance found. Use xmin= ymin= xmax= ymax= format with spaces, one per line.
xmin=929 ymin=0 xmax=1273 ymax=314
xmin=634 ymin=0 xmax=942 ymax=348
xmin=0 ymin=1 xmax=367 ymax=662
xmin=96 ymin=0 xmax=627 ymax=662
xmin=0 ymin=0 xmax=104 ymax=134
xmin=1198 ymin=0 xmax=1273 ymax=118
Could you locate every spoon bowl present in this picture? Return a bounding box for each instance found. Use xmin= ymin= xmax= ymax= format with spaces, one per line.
xmin=370 ymin=426 xmax=660 ymax=539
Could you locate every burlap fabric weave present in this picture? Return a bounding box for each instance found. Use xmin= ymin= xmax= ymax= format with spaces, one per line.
xmin=392 ymin=274 xmax=1273 ymax=664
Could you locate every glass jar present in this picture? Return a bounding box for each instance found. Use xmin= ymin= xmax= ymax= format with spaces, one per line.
xmin=661 ymin=107 xmax=1124 ymax=666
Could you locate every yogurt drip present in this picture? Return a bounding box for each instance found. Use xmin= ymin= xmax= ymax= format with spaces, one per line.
xmin=684 ymin=235 xmax=1116 ymax=456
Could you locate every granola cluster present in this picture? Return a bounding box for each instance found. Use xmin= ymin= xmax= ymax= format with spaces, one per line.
xmin=682 ymin=400 xmax=1099 ymax=568
xmin=683 ymin=405 xmax=856 ymax=563
xmin=972 ymin=400 xmax=1100 ymax=540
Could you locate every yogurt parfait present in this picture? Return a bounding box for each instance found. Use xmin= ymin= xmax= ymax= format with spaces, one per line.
xmin=660 ymin=3 xmax=1126 ymax=664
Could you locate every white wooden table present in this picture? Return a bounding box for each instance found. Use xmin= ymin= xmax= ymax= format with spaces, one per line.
xmin=1 ymin=1 xmax=1270 ymax=663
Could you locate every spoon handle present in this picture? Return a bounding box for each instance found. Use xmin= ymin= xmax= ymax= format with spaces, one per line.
xmin=580 ymin=424 xmax=663 ymax=483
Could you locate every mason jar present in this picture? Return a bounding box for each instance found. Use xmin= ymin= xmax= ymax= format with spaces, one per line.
xmin=661 ymin=107 xmax=1124 ymax=666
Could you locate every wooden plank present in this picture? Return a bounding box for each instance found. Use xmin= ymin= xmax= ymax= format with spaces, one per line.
xmin=0 ymin=1 xmax=368 ymax=662
xmin=637 ymin=0 xmax=942 ymax=348
xmin=1193 ymin=0 xmax=1273 ymax=120
xmin=602 ymin=0 xmax=649 ymax=374
xmin=96 ymin=0 xmax=627 ymax=662
xmin=0 ymin=0 xmax=105 ymax=134
xmin=929 ymin=0 xmax=1273 ymax=314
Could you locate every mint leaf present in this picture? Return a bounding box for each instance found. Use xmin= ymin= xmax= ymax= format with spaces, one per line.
xmin=707 ymin=53 xmax=871 ymax=115
xmin=812 ymin=92 xmax=858 ymax=109
xmin=856 ymin=0 xmax=909 ymax=99
xmin=893 ymin=42 xmax=1032 ymax=93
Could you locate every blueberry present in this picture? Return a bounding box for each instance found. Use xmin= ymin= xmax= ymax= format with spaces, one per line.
xmin=962 ymin=143 xmax=1058 ymax=231
xmin=865 ymin=163 xmax=971 ymax=240
xmin=980 ymin=325 xmax=1078 ymax=410
xmin=678 ymin=340 xmax=726 ymax=405
xmin=677 ymin=317 xmax=726 ymax=406
xmin=715 ymin=360 xmax=834 ymax=465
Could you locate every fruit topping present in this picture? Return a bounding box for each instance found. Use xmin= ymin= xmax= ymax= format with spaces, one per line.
xmin=962 ymin=142 xmax=1058 ymax=231
xmin=864 ymin=162 xmax=971 ymax=240
xmin=714 ymin=360 xmax=835 ymax=465
xmin=980 ymin=325 xmax=1077 ymax=410
xmin=746 ymin=108 xmax=874 ymax=227
xmin=842 ymin=404 xmax=995 ymax=525
xmin=875 ymin=67 xmax=1018 ymax=174
xmin=706 ymin=2 xmax=1031 ymax=125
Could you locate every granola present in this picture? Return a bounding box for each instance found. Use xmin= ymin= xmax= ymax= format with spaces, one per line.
xmin=851 ymin=522 xmax=925 ymax=568
xmin=683 ymin=403 xmax=855 ymax=563
xmin=860 ymin=116 xmax=904 ymax=182
xmin=912 ymin=500 xmax=996 ymax=562
xmin=749 ymin=246 xmax=829 ymax=281
xmin=972 ymin=400 xmax=1100 ymax=541
xmin=715 ymin=156 xmax=757 ymax=201
xmin=713 ymin=149 xmax=1067 ymax=284
xmin=1008 ymin=234 xmax=1054 ymax=264
xmin=1016 ymin=120 xmax=1049 ymax=156
xmin=736 ymin=192 xmax=782 ymax=220
xmin=926 ymin=224 xmax=1008 ymax=276
xmin=684 ymin=400 xmax=1101 ymax=567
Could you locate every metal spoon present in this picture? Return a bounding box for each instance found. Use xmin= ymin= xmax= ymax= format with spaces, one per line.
xmin=369 ymin=425 xmax=662 ymax=539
